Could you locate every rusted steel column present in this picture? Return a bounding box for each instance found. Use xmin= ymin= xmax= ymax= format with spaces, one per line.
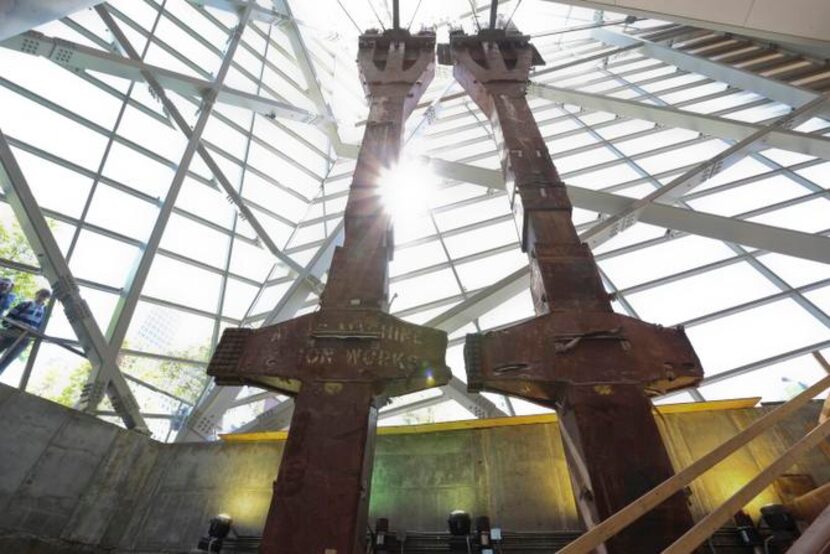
xmin=444 ymin=29 xmax=703 ymax=552
xmin=557 ymin=384 xmax=697 ymax=552
xmin=206 ymin=29 xmax=449 ymax=554
xmin=261 ymin=382 xmax=378 ymax=552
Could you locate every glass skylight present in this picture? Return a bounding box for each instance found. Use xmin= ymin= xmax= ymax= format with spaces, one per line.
xmin=0 ymin=0 xmax=827 ymax=441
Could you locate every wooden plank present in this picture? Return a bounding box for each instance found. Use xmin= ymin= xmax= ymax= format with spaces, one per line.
xmin=664 ymin=416 xmax=830 ymax=554
xmin=788 ymin=500 xmax=830 ymax=554
xmin=814 ymin=352 xmax=830 ymax=424
xmin=557 ymin=373 xmax=830 ymax=554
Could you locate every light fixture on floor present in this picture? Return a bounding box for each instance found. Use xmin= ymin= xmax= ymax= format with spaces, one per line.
xmin=197 ymin=513 xmax=233 ymax=553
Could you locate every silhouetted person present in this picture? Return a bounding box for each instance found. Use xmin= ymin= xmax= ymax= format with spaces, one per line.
xmin=0 ymin=288 xmax=51 ymax=375
xmin=0 ymin=277 xmax=15 ymax=316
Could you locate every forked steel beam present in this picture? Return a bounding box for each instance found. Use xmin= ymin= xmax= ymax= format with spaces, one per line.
xmin=444 ymin=28 xmax=701 ymax=552
xmin=179 ymin=10 xmax=830 ymax=438
xmin=203 ymin=28 xmax=450 ymax=553
xmin=206 ymin=76 xmax=505 ymax=437
xmin=0 ymin=129 xmax=148 ymax=432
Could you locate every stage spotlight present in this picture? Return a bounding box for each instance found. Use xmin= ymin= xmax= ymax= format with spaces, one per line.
xmin=375 ymin=518 xmax=390 ymax=550
xmin=197 ymin=513 xmax=233 ymax=552
xmin=448 ymin=510 xmax=471 ymax=536
xmin=734 ymin=510 xmax=762 ymax=546
xmin=760 ymin=505 xmax=798 ymax=534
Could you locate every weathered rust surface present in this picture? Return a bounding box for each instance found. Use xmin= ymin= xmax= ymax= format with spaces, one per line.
xmin=465 ymin=312 xmax=700 ymax=399
xmin=444 ymin=29 xmax=703 ymax=552
xmin=211 ymin=311 xmax=449 ymax=398
xmin=207 ymin=28 xmax=448 ymax=554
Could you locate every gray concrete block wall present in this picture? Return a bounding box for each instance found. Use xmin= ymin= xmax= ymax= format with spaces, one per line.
xmin=0 ymin=384 xmax=161 ymax=553
xmin=0 ymin=382 xmax=282 ymax=553
xmin=118 ymin=441 xmax=282 ymax=552
xmin=0 ymin=384 xmax=74 ymax=520
xmin=1 ymin=383 xmax=829 ymax=554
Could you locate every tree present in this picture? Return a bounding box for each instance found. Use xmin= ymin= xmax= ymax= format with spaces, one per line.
xmin=31 ymin=358 xmax=90 ymax=407
xmin=34 ymin=342 xmax=211 ymax=410
xmin=118 ymin=343 xmax=211 ymax=404
xmin=0 ymin=218 xmax=43 ymax=300
xmin=0 ymin=218 xmax=49 ymax=379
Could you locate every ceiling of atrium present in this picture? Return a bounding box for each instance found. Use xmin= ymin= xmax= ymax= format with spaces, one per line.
xmin=0 ymin=0 xmax=828 ymax=441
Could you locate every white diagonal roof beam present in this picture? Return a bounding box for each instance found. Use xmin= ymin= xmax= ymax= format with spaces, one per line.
xmin=416 ymin=175 xmax=830 ymax=338
xmin=187 ymin=0 xmax=347 ymax=155
xmin=95 ymin=5 xmax=322 ymax=293
xmin=571 ymin=185 xmax=830 ymax=263
xmin=89 ymin=3 xmax=254 ymax=420
xmin=663 ymin=340 xmax=830 ymax=398
xmin=527 ymin=82 xmax=830 ymax=160
xmin=0 ymin=129 xmax=148 ymax=432
xmin=575 ymin=91 xmax=830 ymax=249
xmin=384 ymin=158 xmax=830 ymax=265
xmin=192 ymin=0 xmax=289 ymax=25
xmin=175 ymin=220 xmax=342 ymax=441
xmin=1 ymin=30 xmax=327 ymax=126
xmin=276 ymin=0 xmax=347 ymax=156
xmin=599 ymin=69 xmax=830 ymax=330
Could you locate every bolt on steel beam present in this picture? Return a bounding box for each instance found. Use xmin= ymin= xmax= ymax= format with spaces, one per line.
xmin=0 ymin=129 xmax=149 ymax=432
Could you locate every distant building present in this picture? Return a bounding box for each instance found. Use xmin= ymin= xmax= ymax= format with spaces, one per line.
xmin=132 ymin=306 xmax=181 ymax=352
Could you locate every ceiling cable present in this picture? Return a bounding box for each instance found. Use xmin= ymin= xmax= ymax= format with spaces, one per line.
xmin=468 ymin=0 xmax=482 ymax=32
xmin=365 ymin=0 xmax=388 ymax=30
xmin=504 ymin=0 xmax=524 ymax=30
xmin=335 ymin=0 xmax=363 ymax=34
xmin=407 ymin=0 xmax=424 ymax=31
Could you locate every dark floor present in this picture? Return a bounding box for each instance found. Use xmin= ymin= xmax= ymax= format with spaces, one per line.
xmin=0 ymin=527 xmax=789 ymax=553
xmin=218 ymin=528 xmax=762 ymax=553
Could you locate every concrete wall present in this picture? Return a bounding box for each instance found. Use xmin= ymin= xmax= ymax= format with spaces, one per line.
xmin=0 ymin=383 xmax=160 ymax=553
xmin=1 ymin=383 xmax=828 ymax=553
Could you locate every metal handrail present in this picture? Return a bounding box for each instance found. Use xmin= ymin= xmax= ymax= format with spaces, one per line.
xmin=0 ymin=315 xmax=85 ymax=357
